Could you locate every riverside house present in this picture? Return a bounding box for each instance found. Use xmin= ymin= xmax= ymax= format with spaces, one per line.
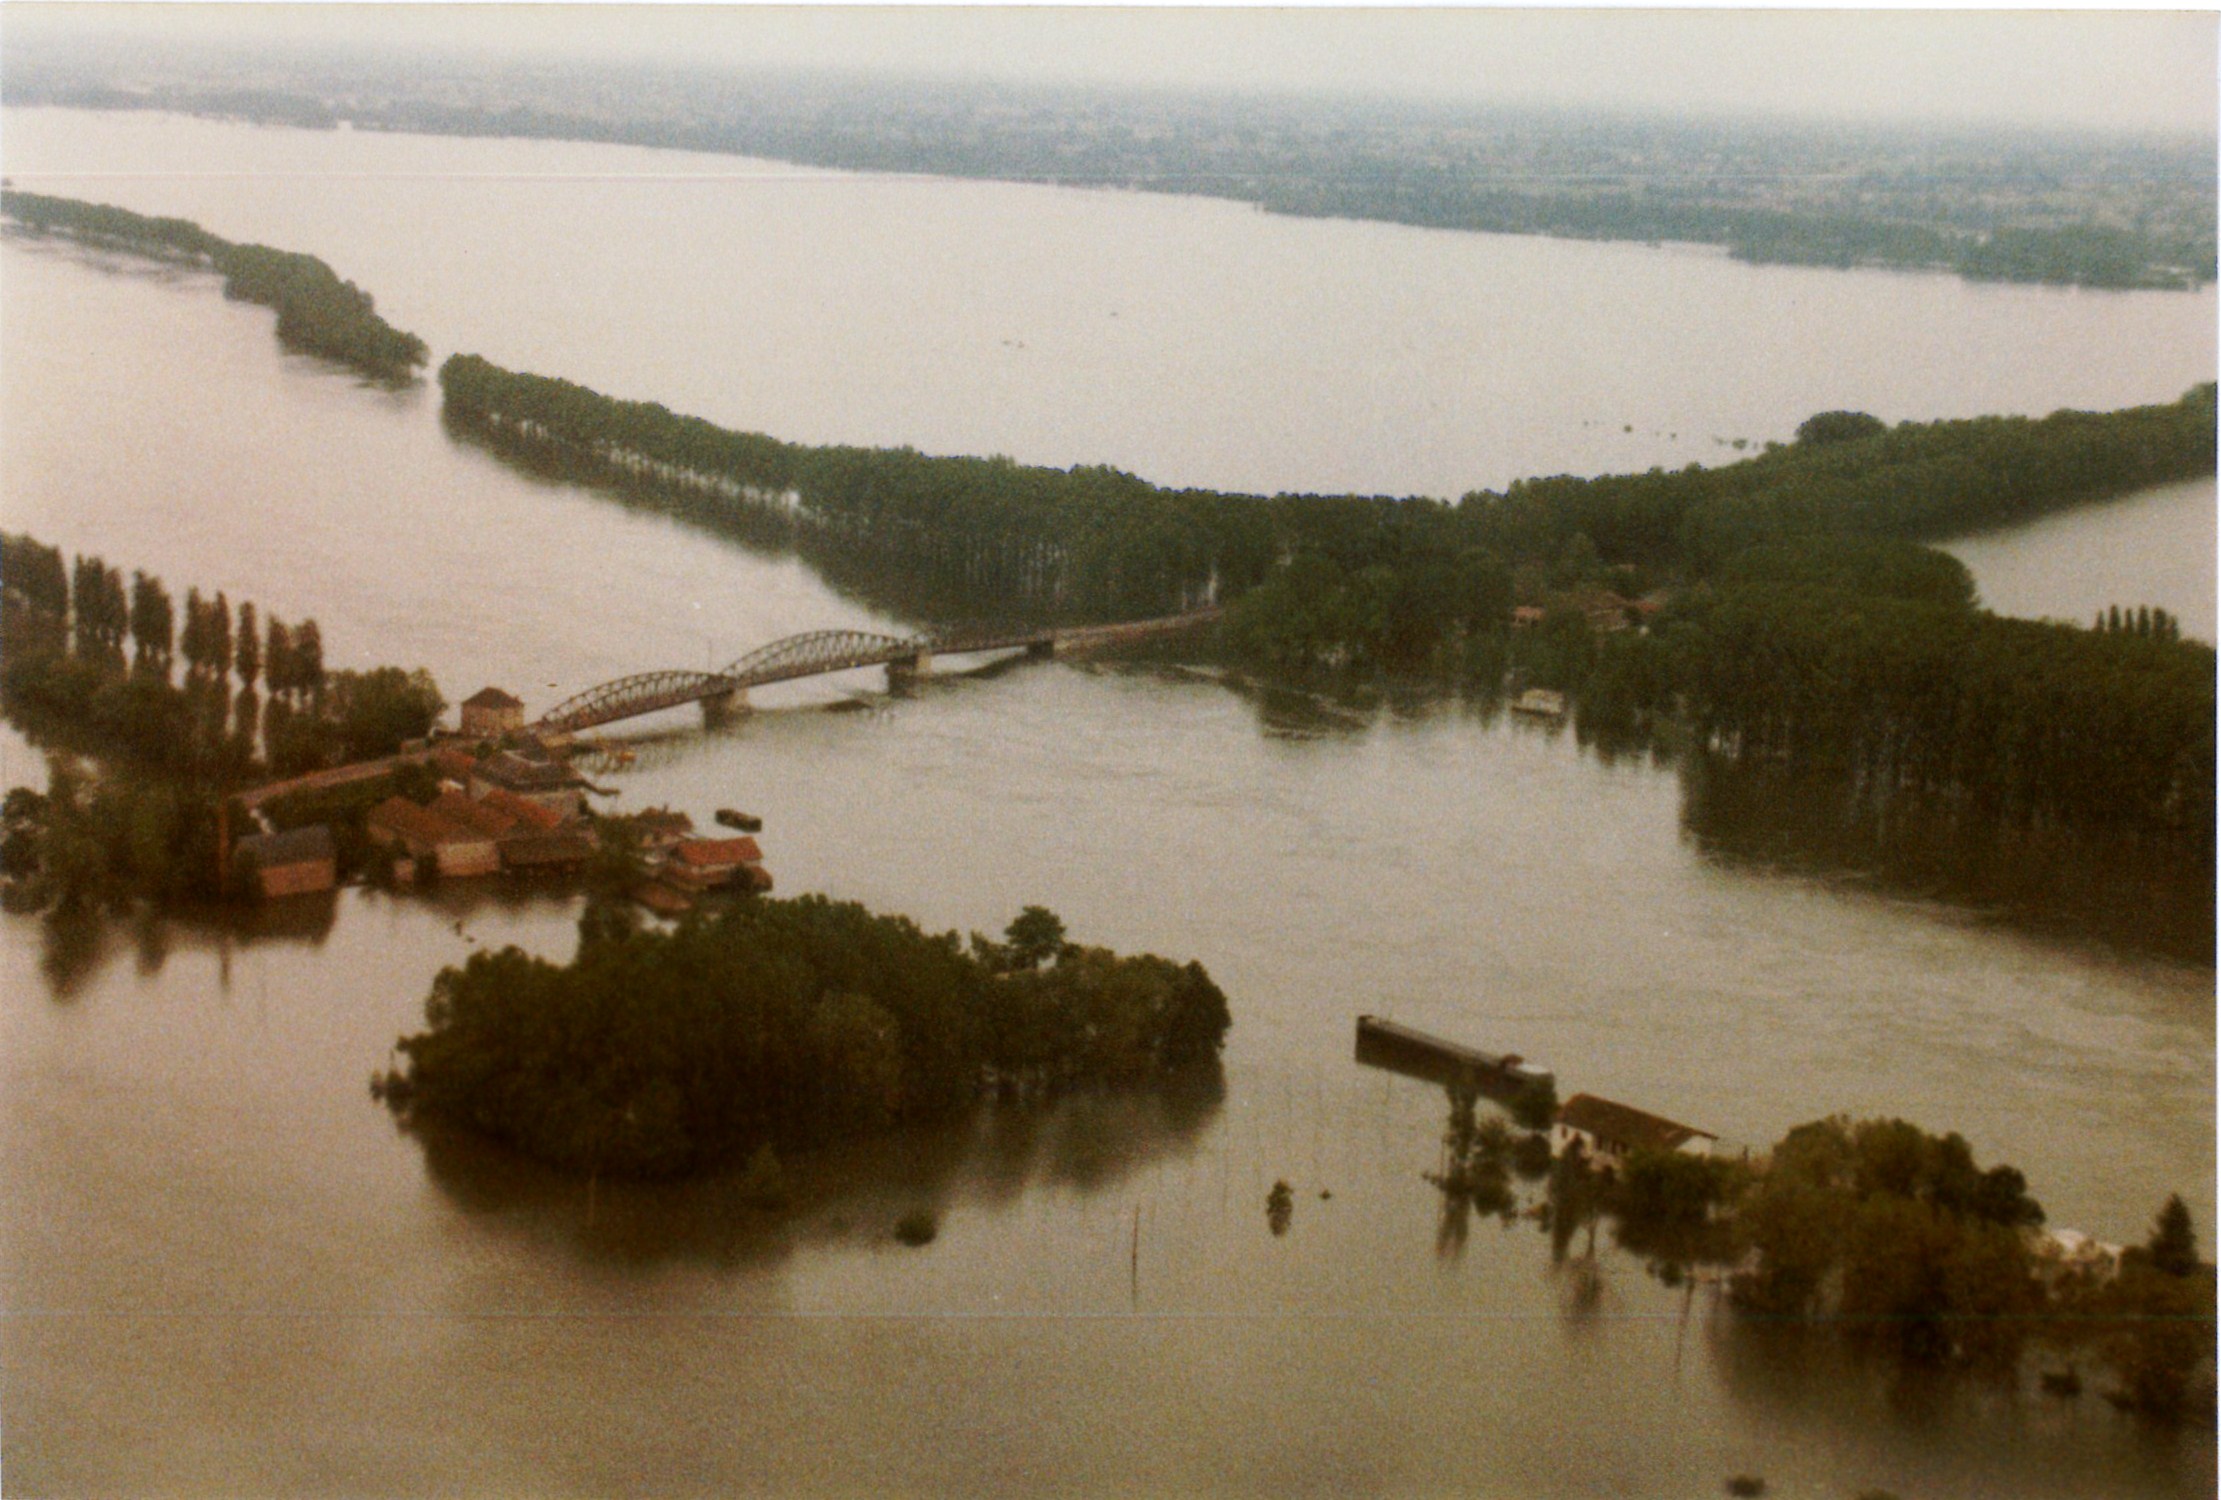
xmin=1554 ymin=1093 xmax=1718 ymax=1173
xmin=458 ymin=686 xmax=526 ymax=738
xmin=232 ymin=824 xmax=337 ymax=899
xmin=661 ymin=835 xmax=773 ymax=894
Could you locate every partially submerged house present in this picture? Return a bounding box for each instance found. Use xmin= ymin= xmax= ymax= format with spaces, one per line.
xmin=661 ymin=835 xmax=772 ymax=894
xmin=366 ymin=793 xmax=502 ymax=879
xmin=233 ymin=824 xmax=336 ymax=899
xmin=467 ymin=747 xmax=587 ymax=818
xmin=1554 ymin=1093 xmax=1717 ymax=1171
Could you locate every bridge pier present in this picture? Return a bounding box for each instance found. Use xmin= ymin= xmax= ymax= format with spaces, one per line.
xmin=1026 ymin=637 xmax=1056 ymax=660
xmin=702 ymin=686 xmax=746 ymax=725
xmin=886 ymin=650 xmax=933 ymax=689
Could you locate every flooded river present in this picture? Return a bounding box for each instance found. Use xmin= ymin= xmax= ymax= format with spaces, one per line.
xmin=1 ymin=110 xmax=2214 ymax=1496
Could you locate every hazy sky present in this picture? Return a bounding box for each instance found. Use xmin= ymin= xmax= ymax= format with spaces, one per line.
xmin=12 ymin=5 xmax=2217 ymax=136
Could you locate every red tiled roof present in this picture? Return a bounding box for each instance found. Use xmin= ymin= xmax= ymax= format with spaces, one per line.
xmin=673 ymin=836 xmax=763 ymax=867
xmin=477 ymin=784 xmax=566 ymax=831
xmin=367 ymin=796 xmax=480 ymax=848
xmin=463 ymin=687 xmax=524 ymax=710
xmin=1557 ymin=1094 xmax=1716 ymax=1153
xmin=435 ymin=788 xmax=517 ymax=839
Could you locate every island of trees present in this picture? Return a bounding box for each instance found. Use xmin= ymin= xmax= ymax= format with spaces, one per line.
xmin=1431 ymin=1088 xmax=2215 ymax=1426
xmin=1 ymin=189 xmax=429 ymax=380
xmin=0 ymin=532 xmax=445 ymax=913
xmin=375 ymin=900 xmax=1232 ymax=1180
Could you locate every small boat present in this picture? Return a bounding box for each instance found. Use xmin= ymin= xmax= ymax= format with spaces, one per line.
xmin=715 ymin=808 xmax=763 ymax=833
xmin=1509 ymin=688 xmax=1567 ymax=719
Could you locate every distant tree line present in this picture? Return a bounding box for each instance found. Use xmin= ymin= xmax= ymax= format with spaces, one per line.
xmin=1259 ymin=179 xmax=2212 ymax=292
xmin=1 ymin=189 xmax=429 ymax=379
xmin=0 ymin=532 xmax=444 ymax=913
xmin=12 ymin=60 xmax=2207 ymax=291
xmin=375 ymin=899 xmax=1232 ymax=1179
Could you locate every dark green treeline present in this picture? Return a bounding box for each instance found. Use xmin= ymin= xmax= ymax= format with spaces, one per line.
xmin=1 ymin=533 xmax=444 ymax=912
xmin=440 ymin=351 xmax=2212 ymax=634
xmin=2 ymin=190 xmax=428 ymax=379
xmin=378 ymin=898 xmax=1233 ymax=1179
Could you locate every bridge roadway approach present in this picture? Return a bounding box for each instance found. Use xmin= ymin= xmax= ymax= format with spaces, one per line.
xmin=536 ymin=608 xmax=1222 ymax=736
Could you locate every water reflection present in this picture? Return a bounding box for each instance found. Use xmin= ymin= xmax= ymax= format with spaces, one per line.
xmin=1679 ymin=750 xmax=2216 ymax=964
xmin=23 ymin=877 xmax=585 ymax=999
xmin=406 ymin=1071 xmax=1223 ymax=1272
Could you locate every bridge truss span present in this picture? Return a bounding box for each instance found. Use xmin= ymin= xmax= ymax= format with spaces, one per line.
xmin=539 ymin=669 xmax=737 ymax=735
xmin=536 ymin=608 xmax=1220 ymax=735
xmin=718 ymin=629 xmax=928 ymax=687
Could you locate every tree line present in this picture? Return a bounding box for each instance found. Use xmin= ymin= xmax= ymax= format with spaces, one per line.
xmin=15 ymin=58 xmax=2206 ymax=292
xmin=375 ymin=899 xmax=1232 ymax=1179
xmin=441 ymin=351 xmax=2212 ymax=643
xmin=2 ymin=189 xmax=429 ymax=379
xmin=1 ymin=532 xmax=445 ymax=913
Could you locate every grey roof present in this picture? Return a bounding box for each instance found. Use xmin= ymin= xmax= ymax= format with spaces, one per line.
xmin=237 ymin=824 xmax=335 ymax=867
xmin=476 ymin=752 xmax=581 ymax=791
xmin=1557 ymin=1093 xmax=1716 ymax=1153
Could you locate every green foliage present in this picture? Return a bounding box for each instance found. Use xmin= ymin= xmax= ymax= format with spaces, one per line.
xmin=1729 ymin=1116 xmax=2049 ymax=1369
xmin=0 ymin=754 xmax=224 ymax=912
xmin=1001 ymin=905 xmax=1068 ymax=971
xmin=1670 ymin=580 xmax=2215 ymax=897
xmin=1794 ymin=410 xmax=1887 ymax=447
xmin=383 ymin=896 xmax=1231 ymax=1178
xmin=893 ymin=1208 xmax=939 ymax=1246
xmin=2146 ymin=1194 xmax=2201 ymax=1279
xmin=1 ymin=190 xmax=428 ymax=379
xmin=1717 ymin=536 xmax=1975 ymax=610
xmin=1506 ymin=1074 xmax=1558 ymax=1133
xmin=323 ymin=667 xmax=444 ymax=762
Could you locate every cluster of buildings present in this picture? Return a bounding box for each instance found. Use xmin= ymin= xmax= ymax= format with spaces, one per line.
xmin=365 ymin=743 xmax=593 ymax=882
xmin=229 ymin=685 xmax=771 ymax=907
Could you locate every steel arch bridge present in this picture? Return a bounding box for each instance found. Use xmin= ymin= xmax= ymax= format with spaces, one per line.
xmin=534 ymin=608 xmax=1220 ymax=735
xmin=537 ymin=668 xmax=743 ymax=736
xmin=539 ymin=630 xmax=939 ymax=734
xmin=716 ymin=628 xmax=927 ymax=687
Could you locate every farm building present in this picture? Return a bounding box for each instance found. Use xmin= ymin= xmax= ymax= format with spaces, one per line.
xmin=662 ymin=835 xmax=772 ymax=893
xmin=1554 ymin=1093 xmax=1717 ymax=1170
xmin=467 ymin=748 xmax=587 ymax=817
xmin=233 ymin=824 xmax=337 ymax=899
xmin=459 ymin=686 xmax=526 ymax=738
xmin=366 ymin=794 xmax=501 ymax=879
